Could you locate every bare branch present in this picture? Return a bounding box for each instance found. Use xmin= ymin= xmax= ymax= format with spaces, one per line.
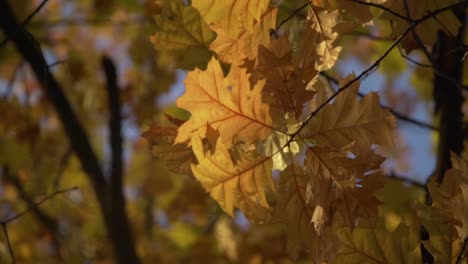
xmin=0 ymin=2 xmax=142 ymax=263
xmin=271 ymin=2 xmax=308 ymax=37
xmin=1 ymin=223 xmax=14 ymax=264
xmin=388 ymin=172 xmax=426 ymax=189
xmin=396 ymin=43 xmax=432 ymax=67
xmin=287 ymin=0 xmax=468 ymax=142
xmin=2 ymin=186 xmax=78 ymax=224
xmin=0 ymin=0 xmax=50 ymax=47
xmin=346 ymin=31 xmax=392 ymax=41
xmin=0 ymin=0 xmax=107 ymax=202
xmin=102 ymin=55 xmax=123 ymax=197
xmin=53 ymin=147 xmax=73 ymax=188
xmin=0 ymin=183 xmax=76 ymax=264
xmin=320 ymin=72 xmax=439 ymax=131
xmin=456 ymin=236 xmax=468 ymax=264
xmin=350 ymin=0 xmax=414 ymax=22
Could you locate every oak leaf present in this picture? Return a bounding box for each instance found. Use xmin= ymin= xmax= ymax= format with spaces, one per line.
xmin=421 ymin=153 xmax=468 ymax=263
xmin=191 ymin=0 xmax=270 ymax=38
xmin=190 ymin=134 xmax=274 ymax=221
xmin=301 ymin=8 xmax=342 ymax=71
xmin=251 ymin=42 xmax=318 ymax=118
xmin=149 ymin=0 xmax=216 ymax=70
xmin=142 ymin=124 xmax=195 ymax=176
xmin=272 ymin=164 xmax=338 ymax=260
xmin=176 ymin=57 xmax=283 ymax=148
xmin=382 ymin=0 xmax=461 ymax=53
xmin=335 ymin=218 xmax=421 ymax=264
xmin=192 ymin=0 xmax=276 ymax=64
xmin=300 ymin=74 xmax=396 ymax=154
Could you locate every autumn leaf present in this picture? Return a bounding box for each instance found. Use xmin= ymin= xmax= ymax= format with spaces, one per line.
xmin=191 ymin=0 xmax=270 ymax=38
xmin=176 ymin=57 xmax=284 ymax=148
xmin=305 ymin=145 xmax=385 ymax=227
xmin=382 ymin=0 xmax=461 ymax=53
xmin=250 ymin=42 xmax=317 ymax=118
xmin=335 ymin=218 xmax=421 ymax=264
xmin=273 ymin=146 xmax=384 ymax=258
xmin=421 ymin=153 xmax=468 ymax=263
xmin=300 ymin=74 xmax=396 ymax=154
xmin=300 ymin=8 xmax=342 ymax=71
xmin=190 ymin=134 xmax=274 ymax=222
xmin=150 ymin=0 xmax=216 ymax=70
xmin=272 ymin=164 xmax=335 ymax=259
xmin=193 ymin=0 xmax=277 ymax=64
xmin=142 ymin=124 xmax=195 ymax=176
xmin=310 ymin=0 xmax=379 ymax=33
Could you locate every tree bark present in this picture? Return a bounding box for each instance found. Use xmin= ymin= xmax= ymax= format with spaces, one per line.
xmin=433 ymin=31 xmax=465 ymax=184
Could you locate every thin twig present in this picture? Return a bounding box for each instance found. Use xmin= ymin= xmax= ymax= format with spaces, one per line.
xmin=347 ymin=31 xmax=392 ymax=41
xmin=320 ymin=72 xmax=439 ymax=131
xmin=456 ymin=236 xmax=468 ymax=264
xmin=289 ymin=0 xmax=468 ymax=139
xmin=1 ymin=223 xmax=14 ymax=264
xmin=388 ymin=173 xmax=426 ymax=189
xmin=271 ymin=2 xmax=309 ymax=36
xmin=0 ymin=0 xmax=50 ymax=47
xmin=0 ymin=1 xmax=142 ymax=262
xmin=53 ymin=147 xmax=73 ymax=188
xmin=28 ymin=16 xmax=147 ymax=28
xmin=2 ymin=187 xmax=78 ymax=224
xmin=0 ymin=185 xmax=76 ymax=264
xmin=350 ymin=0 xmax=414 ymax=22
xmin=396 ymin=43 xmax=432 ymax=67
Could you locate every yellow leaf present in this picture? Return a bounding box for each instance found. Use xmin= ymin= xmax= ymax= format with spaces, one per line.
xmin=310 ymin=0 xmax=378 ymax=32
xmin=302 ymin=8 xmax=342 ymax=71
xmin=190 ymin=135 xmax=274 ymax=221
xmin=300 ymin=74 xmax=396 ymax=154
xmin=150 ymin=0 xmax=216 ymax=70
xmin=176 ymin=58 xmax=284 ymax=148
xmin=192 ymin=0 xmax=276 ymax=64
xmin=192 ymin=0 xmax=270 ymax=38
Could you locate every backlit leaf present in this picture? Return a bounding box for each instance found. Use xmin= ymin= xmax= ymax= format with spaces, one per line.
xmin=190 ymin=134 xmax=274 ymax=221
xmin=150 ymin=0 xmax=216 ymax=70
xmin=176 ymin=58 xmax=284 ymax=148
xmin=300 ymin=74 xmax=396 ymax=153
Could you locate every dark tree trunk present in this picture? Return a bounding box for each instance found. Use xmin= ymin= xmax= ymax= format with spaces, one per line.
xmin=0 ymin=1 xmax=141 ymax=263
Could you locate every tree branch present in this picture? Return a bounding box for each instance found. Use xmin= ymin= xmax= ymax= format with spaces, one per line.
xmin=271 ymin=2 xmax=308 ymax=37
xmin=1 ymin=222 xmax=14 ymax=264
xmin=101 ymin=55 xmax=140 ymax=264
xmin=0 ymin=0 xmax=107 ymax=201
xmin=102 ymin=55 xmax=123 ymax=199
xmin=2 ymin=166 xmax=58 ymax=235
xmin=293 ymin=0 xmax=468 ymax=135
xmin=0 ymin=0 xmax=49 ymax=47
xmin=350 ymin=0 xmax=414 ymax=22
xmin=456 ymin=236 xmax=468 ymax=264
xmin=0 ymin=185 xmax=76 ymax=264
xmin=388 ymin=172 xmax=426 ymax=189
xmin=0 ymin=2 xmax=141 ymax=263
xmin=320 ymin=72 xmax=439 ymax=131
